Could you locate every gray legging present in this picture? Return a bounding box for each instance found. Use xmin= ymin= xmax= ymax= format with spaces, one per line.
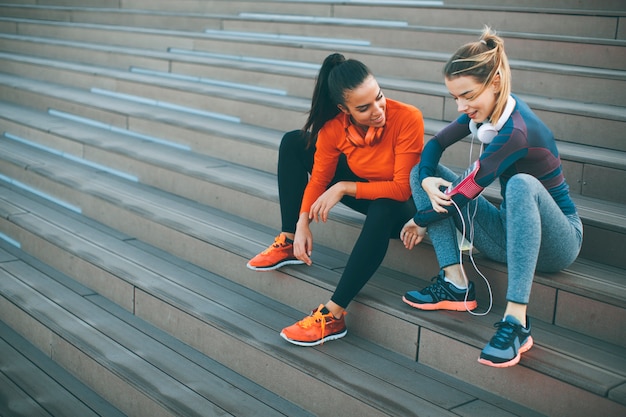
xmin=411 ymin=164 xmax=583 ymax=304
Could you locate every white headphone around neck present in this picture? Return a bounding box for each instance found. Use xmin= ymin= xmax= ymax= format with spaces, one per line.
xmin=469 ymin=95 xmax=516 ymax=144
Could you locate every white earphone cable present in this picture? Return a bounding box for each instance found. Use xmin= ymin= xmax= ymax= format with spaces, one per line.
xmin=452 ymin=138 xmax=493 ymax=315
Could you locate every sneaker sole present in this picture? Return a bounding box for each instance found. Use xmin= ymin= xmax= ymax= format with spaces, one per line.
xmin=402 ymin=296 xmax=478 ymax=311
xmin=246 ymin=259 xmax=305 ymax=271
xmin=279 ymin=329 xmax=347 ymax=347
xmin=477 ymin=336 xmax=534 ymax=368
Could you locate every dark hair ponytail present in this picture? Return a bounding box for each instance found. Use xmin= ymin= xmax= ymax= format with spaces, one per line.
xmin=302 ymin=53 xmax=373 ymax=148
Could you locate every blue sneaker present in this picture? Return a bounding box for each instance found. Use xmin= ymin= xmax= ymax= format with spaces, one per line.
xmin=479 ymin=315 xmax=533 ymax=368
xmin=402 ymin=271 xmax=477 ymax=311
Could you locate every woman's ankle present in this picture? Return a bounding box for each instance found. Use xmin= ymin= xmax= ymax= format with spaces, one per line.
xmin=442 ymin=265 xmax=468 ymax=288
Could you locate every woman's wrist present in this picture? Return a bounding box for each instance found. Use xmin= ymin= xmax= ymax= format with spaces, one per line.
xmin=338 ymin=181 xmax=357 ymax=197
xmin=296 ymin=213 xmax=310 ymax=228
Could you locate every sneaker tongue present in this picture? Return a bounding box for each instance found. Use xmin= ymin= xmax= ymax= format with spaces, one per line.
xmin=503 ymin=315 xmax=522 ymax=326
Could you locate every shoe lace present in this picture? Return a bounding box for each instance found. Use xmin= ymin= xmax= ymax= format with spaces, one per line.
xmin=298 ymin=310 xmax=326 ymax=328
xmin=297 ymin=309 xmax=331 ymax=343
xmin=424 ymin=276 xmax=449 ymax=300
xmin=489 ymin=321 xmax=518 ymax=349
xmin=261 ymin=234 xmax=288 ymax=255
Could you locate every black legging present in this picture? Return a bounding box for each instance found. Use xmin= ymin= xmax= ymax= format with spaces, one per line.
xmin=277 ymin=130 xmax=416 ymax=308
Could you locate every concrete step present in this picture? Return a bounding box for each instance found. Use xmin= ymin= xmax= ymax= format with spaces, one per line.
xmin=0 ymin=81 xmax=624 ymax=263
xmin=1 ymin=2 xmax=624 ymax=41
xmin=444 ymin=0 xmax=625 ymax=11
xmin=216 ymin=15 xmax=626 ymax=70
xmin=12 ymin=0 xmax=619 ymax=31
xmin=0 ymin=31 xmax=624 ymax=119
xmin=0 ymin=321 xmax=127 ymax=417
xmin=0 ymin=103 xmax=623 ymax=330
xmin=0 ymin=141 xmax=624 ymax=417
xmin=1 ymin=16 xmax=625 ymax=108
xmin=0 ymin=244 xmax=316 ymax=417
xmin=0 ymin=64 xmax=624 ymax=207
xmin=0 ymin=183 xmax=550 ymax=417
xmin=4 ymin=0 xmax=618 ymax=14
xmin=0 ymin=2 xmax=624 ymax=416
xmin=1 ymin=14 xmax=624 ymax=72
xmin=0 ymin=49 xmax=624 ymax=154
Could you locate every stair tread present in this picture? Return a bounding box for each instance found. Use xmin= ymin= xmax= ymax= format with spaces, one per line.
xmin=0 ymin=195 xmax=547 ymax=417
xmin=1 ymin=48 xmax=625 ymax=122
xmin=0 ymin=13 xmax=624 ymax=72
xmin=1 ymin=28 xmax=626 ymax=103
xmin=0 ymin=320 xmax=126 ymax=417
xmin=0 ymin=141 xmax=624 ymax=402
xmin=0 ymin=72 xmax=624 ymax=196
xmin=0 ymin=2 xmax=625 ymax=415
xmin=0 ymin=101 xmax=623 ymax=289
xmin=4 ymin=12 xmax=625 ymax=46
xmin=0 ymin=246 xmax=316 ymax=417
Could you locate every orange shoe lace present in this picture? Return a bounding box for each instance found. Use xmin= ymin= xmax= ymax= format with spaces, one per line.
xmin=260 ymin=234 xmax=289 ymax=255
xmin=296 ymin=305 xmax=330 ymax=342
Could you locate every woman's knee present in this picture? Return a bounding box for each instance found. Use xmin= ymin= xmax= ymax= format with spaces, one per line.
xmin=505 ymin=173 xmax=542 ymax=201
xmin=507 ymin=173 xmax=540 ymax=191
xmin=410 ymin=163 xmax=420 ymax=189
xmin=279 ymin=130 xmax=308 ymax=155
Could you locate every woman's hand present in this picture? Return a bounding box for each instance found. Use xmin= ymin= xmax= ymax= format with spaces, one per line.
xmin=293 ymin=214 xmax=313 ymax=266
xmin=400 ymin=218 xmax=427 ymax=250
xmin=422 ymin=177 xmax=452 ymax=213
xmin=309 ymin=182 xmax=355 ymax=223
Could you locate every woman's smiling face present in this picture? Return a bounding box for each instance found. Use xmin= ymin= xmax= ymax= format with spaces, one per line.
xmin=339 ymin=75 xmax=387 ymax=129
xmin=445 ymin=75 xmax=498 ymax=123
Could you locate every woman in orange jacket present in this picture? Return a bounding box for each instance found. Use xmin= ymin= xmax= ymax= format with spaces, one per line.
xmin=247 ymin=53 xmax=424 ymax=346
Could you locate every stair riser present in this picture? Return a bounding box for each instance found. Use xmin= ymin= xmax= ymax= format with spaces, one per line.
xmin=222 ymin=20 xmax=626 ymax=70
xmin=418 ymin=327 xmax=626 ymax=417
xmin=115 ymin=0 xmax=626 ymax=15
xmin=4 ymin=3 xmax=623 ymax=41
xmin=335 ymin=7 xmax=623 ymax=39
xmin=5 ymin=15 xmax=626 ymax=78
xmin=0 ymin=211 xmax=409 ymax=417
xmin=1 ymin=184 xmax=624 ymax=417
xmin=122 ymin=0 xmax=335 ymax=16
xmin=1 ymin=155 xmax=624 ymax=351
xmin=2 ymin=32 xmax=624 ymax=110
xmin=1 ymin=59 xmax=625 ymax=158
xmin=1 ymin=94 xmax=625 ymax=259
xmin=0 ymin=21 xmax=626 ymax=105
xmin=0 ymin=282 xmax=178 ymax=417
xmin=2 ymin=75 xmax=625 ymax=208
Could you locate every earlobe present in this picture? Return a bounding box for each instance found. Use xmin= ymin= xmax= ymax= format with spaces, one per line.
xmin=337 ymin=104 xmax=350 ymax=114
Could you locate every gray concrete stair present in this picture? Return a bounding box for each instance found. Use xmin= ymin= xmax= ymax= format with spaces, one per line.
xmin=0 ymin=320 xmax=127 ymax=417
xmin=0 ymin=82 xmax=623 ymax=265
xmin=0 ymin=1 xmax=624 ymax=416
xmin=0 ymin=58 xmax=624 ymax=206
xmin=0 ymin=241 xmax=316 ymax=417
xmin=0 ymin=14 xmax=624 ymax=106
xmin=3 ymin=0 xmax=621 ymax=40
xmin=0 ymin=109 xmax=624 ymax=416
xmin=0 ymin=181 xmax=550 ymax=417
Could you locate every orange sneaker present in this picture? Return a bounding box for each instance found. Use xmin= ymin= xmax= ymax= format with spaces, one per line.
xmin=280 ymin=304 xmax=347 ymax=346
xmin=247 ymin=234 xmax=304 ymax=271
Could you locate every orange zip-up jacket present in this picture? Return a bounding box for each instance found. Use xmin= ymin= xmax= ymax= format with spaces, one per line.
xmin=300 ymin=98 xmax=424 ymax=215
